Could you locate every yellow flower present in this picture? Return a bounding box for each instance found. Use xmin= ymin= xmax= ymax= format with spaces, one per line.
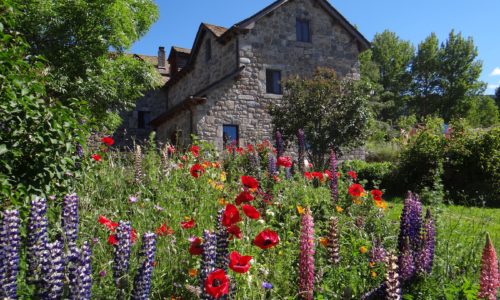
xmin=183 ymin=216 xmax=191 ymax=221
xmin=218 ymin=198 xmax=227 ymax=206
xmin=335 ymin=205 xmax=344 ymax=213
xmin=375 ymin=200 xmax=388 ymax=210
xmin=319 ymin=237 xmax=329 ymax=247
xmin=352 ymin=197 xmax=362 ymax=205
xmin=369 ymin=261 xmax=375 ymax=268
xmin=296 ymin=205 xmax=305 ymax=215
xmin=188 ymin=268 xmax=198 ymax=277
xmin=220 ymin=172 xmax=226 ymax=182
xmin=370 ymin=271 xmax=377 ymax=278
xmin=359 ymin=246 xmax=368 ymax=254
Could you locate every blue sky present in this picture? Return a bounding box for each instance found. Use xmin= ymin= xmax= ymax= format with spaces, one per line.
xmin=131 ymin=0 xmax=500 ymax=94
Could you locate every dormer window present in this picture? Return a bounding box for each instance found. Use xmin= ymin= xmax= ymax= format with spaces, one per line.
xmin=296 ymin=19 xmax=311 ymax=42
xmin=205 ymin=39 xmax=212 ymax=62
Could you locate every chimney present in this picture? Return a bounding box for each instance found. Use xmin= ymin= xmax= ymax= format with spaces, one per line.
xmin=158 ymin=46 xmax=165 ymax=68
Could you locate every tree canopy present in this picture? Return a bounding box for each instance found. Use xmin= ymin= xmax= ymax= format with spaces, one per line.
xmin=269 ymin=68 xmax=370 ymax=168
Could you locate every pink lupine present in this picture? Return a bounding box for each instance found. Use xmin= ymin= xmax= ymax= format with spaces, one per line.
xmin=478 ymin=233 xmax=499 ymax=300
xmin=298 ymin=208 xmax=315 ymax=300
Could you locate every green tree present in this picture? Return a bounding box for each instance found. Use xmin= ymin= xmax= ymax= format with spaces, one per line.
xmin=465 ymin=96 xmax=499 ymax=128
xmin=410 ymin=33 xmax=441 ymax=118
xmin=10 ymin=0 xmax=161 ymax=127
xmin=371 ymin=30 xmax=415 ymax=121
xmin=495 ymin=87 xmax=500 ymax=108
xmin=269 ymin=68 xmax=370 ymax=168
xmin=438 ymin=30 xmax=486 ymax=121
xmin=0 ymin=2 xmax=89 ymax=205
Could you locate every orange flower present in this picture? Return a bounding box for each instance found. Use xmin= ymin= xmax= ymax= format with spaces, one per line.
xmin=319 ymin=237 xmax=329 ymax=247
xmin=371 ymin=271 xmax=377 ymax=278
xmin=188 ymin=268 xmax=198 ymax=277
xmin=359 ymin=246 xmax=368 ymax=254
xmin=374 ymin=200 xmax=387 ymax=210
xmin=218 ymin=198 xmax=227 ymax=206
xmin=296 ymin=205 xmax=305 ymax=215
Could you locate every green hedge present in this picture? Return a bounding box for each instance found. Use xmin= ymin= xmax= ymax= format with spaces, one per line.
xmin=341 ymin=160 xmax=395 ymax=191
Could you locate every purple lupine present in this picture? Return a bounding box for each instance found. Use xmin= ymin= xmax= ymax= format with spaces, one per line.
xmin=385 ymin=253 xmax=402 ymax=300
xmin=478 ymin=233 xmax=499 ymax=300
xmin=397 ymin=192 xmax=422 ymax=253
xmin=329 ymin=149 xmax=338 ymax=204
xmin=27 ymin=197 xmax=49 ymax=281
xmin=268 ymin=154 xmax=277 ymax=176
xmin=62 ymin=193 xmax=79 ymax=258
xmin=131 ymin=233 xmax=157 ymax=300
xmin=215 ymin=210 xmax=229 ymax=272
xmin=275 ymin=130 xmax=284 ymax=158
xmin=69 ymin=241 xmax=92 ymax=300
xmin=298 ymin=208 xmax=315 ymax=300
xmin=370 ymin=240 xmax=387 ymax=264
xmin=297 ymin=129 xmax=305 ymax=172
xmin=41 ymin=240 xmax=65 ymax=299
xmin=416 ymin=209 xmax=436 ymax=274
xmin=249 ymin=150 xmax=261 ymax=178
xmin=0 ymin=210 xmax=21 ymax=299
xmin=399 ymin=238 xmax=415 ymax=282
xmin=199 ymin=230 xmax=217 ymax=300
xmin=285 ymin=167 xmax=292 ymax=179
xmin=113 ymin=221 xmax=132 ymax=298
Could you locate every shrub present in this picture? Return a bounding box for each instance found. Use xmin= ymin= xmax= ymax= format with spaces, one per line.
xmin=341 ymin=160 xmax=394 ymax=191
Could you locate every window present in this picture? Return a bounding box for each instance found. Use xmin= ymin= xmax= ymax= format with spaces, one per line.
xmin=223 ymin=125 xmax=238 ymax=147
xmin=266 ymin=69 xmax=282 ymax=94
xmin=296 ymin=19 xmax=311 ymax=42
xmin=205 ymin=39 xmax=212 ymax=62
xmin=137 ymin=111 xmax=151 ymax=129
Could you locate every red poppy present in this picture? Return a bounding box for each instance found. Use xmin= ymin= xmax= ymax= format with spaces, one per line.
xmin=336 ymin=172 xmax=341 ymax=178
xmin=253 ymin=229 xmax=280 ymax=249
xmin=205 ymin=269 xmax=230 ymax=299
xmin=229 ymin=251 xmax=252 ymax=273
xmin=190 ymin=145 xmax=200 ymax=157
xmin=304 ymin=172 xmax=313 ymax=180
xmin=348 ymin=183 xmax=365 ymax=197
xmin=222 ymin=204 xmax=241 ymax=227
xmin=371 ymin=189 xmax=383 ymax=201
xmin=242 ymin=205 xmax=260 ymax=219
xmin=190 ymin=164 xmax=205 ymax=178
xmin=241 ymin=176 xmax=259 ymax=189
xmin=131 ymin=229 xmax=138 ymax=243
xmin=347 ymin=170 xmax=357 ymax=180
xmin=227 ymin=225 xmax=242 ymax=240
xmin=277 ymin=156 xmax=292 ymax=168
xmin=181 ymin=219 xmax=196 ymax=229
xmin=91 ymin=154 xmax=101 ymax=161
xmin=235 ymin=147 xmax=244 ymax=155
xmin=107 ymin=229 xmax=137 ymax=245
xmin=155 ymin=223 xmax=174 ymax=236
xmin=101 ymin=136 xmax=114 ymax=146
xmin=98 ymin=215 xmax=119 ymax=231
xmin=189 ymin=237 xmax=203 ymax=255
xmin=246 ymin=144 xmax=254 ymax=152
xmin=311 ymin=172 xmax=324 ymax=181
xmin=235 ymin=191 xmax=254 ymax=205
xmin=324 ymin=170 xmax=333 ymax=179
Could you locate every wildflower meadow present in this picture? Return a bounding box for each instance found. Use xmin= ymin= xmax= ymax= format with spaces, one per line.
xmin=0 ymin=133 xmax=499 ymax=300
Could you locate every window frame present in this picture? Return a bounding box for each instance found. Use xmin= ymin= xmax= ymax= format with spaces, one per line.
xmin=266 ymin=69 xmax=282 ymax=94
xmin=296 ymin=18 xmax=311 ymax=43
xmin=223 ymin=124 xmax=239 ymax=147
xmin=137 ymin=111 xmax=151 ymax=129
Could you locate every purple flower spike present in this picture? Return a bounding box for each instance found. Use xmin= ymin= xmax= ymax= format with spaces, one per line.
xmin=399 ymin=238 xmax=415 ymax=282
xmin=69 ymin=241 xmax=93 ymax=300
xmin=113 ymin=221 xmax=132 ymax=296
xmin=299 ymin=208 xmax=315 ymax=300
xmin=41 ymin=240 xmax=65 ymax=300
xmin=416 ymin=209 xmax=436 ymax=274
xmin=0 ymin=210 xmax=21 ymax=299
xmin=215 ymin=210 xmax=229 ymax=271
xmin=62 ymin=193 xmax=79 ymax=257
xmin=131 ymin=233 xmax=157 ymax=300
xmin=199 ymin=230 xmax=217 ymax=299
xmin=268 ymin=154 xmax=277 ymax=176
xmin=275 ymin=130 xmax=284 ymax=158
xmin=398 ymin=192 xmax=422 ymax=253
xmin=27 ymin=197 xmax=49 ymax=281
xmin=370 ymin=240 xmax=387 ymax=264
xmin=329 ymin=149 xmax=338 ymax=204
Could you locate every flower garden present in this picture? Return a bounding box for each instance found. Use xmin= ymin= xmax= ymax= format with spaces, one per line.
xmin=0 ymin=133 xmax=499 ymax=300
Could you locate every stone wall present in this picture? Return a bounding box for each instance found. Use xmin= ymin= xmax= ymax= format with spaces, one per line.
xmin=194 ymin=0 xmax=361 ymax=151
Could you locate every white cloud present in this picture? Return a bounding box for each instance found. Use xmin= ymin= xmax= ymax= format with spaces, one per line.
xmin=487 ymin=84 xmax=499 ymax=92
xmin=490 ymin=67 xmax=500 ymax=76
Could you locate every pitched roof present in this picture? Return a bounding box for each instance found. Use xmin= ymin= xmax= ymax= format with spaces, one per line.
xmin=171 ymin=46 xmax=191 ymax=55
xmin=203 ymin=23 xmax=228 ymax=37
xmin=132 ymin=54 xmax=170 ymax=83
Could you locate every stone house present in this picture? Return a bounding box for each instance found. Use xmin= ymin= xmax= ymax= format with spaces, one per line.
xmin=120 ymin=0 xmax=369 ymax=151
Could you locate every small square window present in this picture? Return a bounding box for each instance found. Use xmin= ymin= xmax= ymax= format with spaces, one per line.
xmin=296 ymin=19 xmax=311 ymax=42
xmin=205 ymin=40 xmax=212 ymax=62
xmin=223 ymin=125 xmax=238 ymax=147
xmin=137 ymin=111 xmax=151 ymax=129
xmin=266 ymin=69 xmax=282 ymax=94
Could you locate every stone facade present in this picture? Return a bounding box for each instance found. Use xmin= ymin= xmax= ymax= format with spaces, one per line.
xmin=148 ymin=0 xmax=369 ymax=152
